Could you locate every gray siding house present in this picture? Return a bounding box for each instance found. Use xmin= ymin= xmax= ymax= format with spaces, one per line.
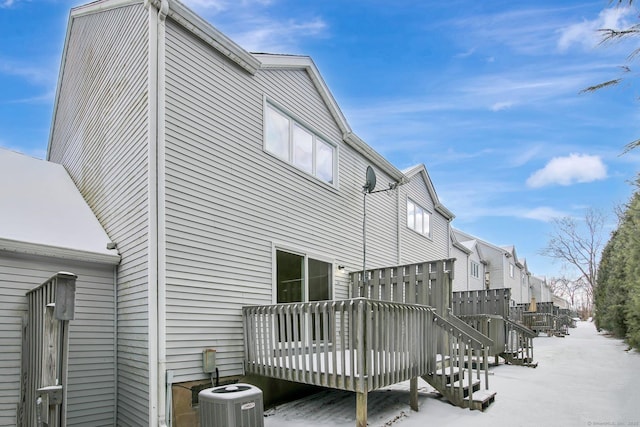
xmin=452 ymin=229 xmax=532 ymax=306
xmin=0 ymin=148 xmax=120 ymax=426
xmin=450 ymin=233 xmax=486 ymax=292
xmin=45 ymin=1 xmax=455 ymax=425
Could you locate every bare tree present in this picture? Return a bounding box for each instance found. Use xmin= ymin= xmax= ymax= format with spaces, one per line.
xmin=540 ymin=209 xmax=606 ymax=308
xmin=582 ymin=0 xmax=640 ymax=153
xmin=548 ymin=276 xmax=588 ymax=309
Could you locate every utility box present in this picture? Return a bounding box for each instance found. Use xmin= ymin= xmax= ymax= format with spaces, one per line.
xmin=199 ymin=383 xmax=264 ymax=427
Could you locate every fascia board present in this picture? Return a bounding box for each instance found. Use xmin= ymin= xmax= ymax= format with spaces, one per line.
xmin=165 ymin=0 xmax=261 ymax=74
xmin=255 ymin=53 xmax=352 ymax=136
xmin=0 ymin=238 xmax=121 ymax=265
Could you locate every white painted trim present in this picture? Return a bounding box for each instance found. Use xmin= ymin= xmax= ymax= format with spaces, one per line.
xmin=271 ymin=242 xmax=337 ymax=303
xmin=0 ymin=239 xmax=120 ymax=265
xmin=147 ymin=3 xmax=160 ymax=427
xmin=167 ymin=0 xmax=260 ymax=74
xmin=156 ymin=1 xmax=169 ymax=425
xmin=71 ymin=0 xmax=141 ymax=18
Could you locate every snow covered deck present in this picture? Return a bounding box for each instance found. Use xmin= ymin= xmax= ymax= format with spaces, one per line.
xmin=243 ymin=298 xmax=493 ymax=426
xmin=243 ymin=299 xmax=436 ymax=393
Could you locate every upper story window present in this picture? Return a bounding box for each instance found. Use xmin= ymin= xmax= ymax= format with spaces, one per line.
xmin=265 ymin=104 xmax=336 ymax=185
xmin=509 ymin=263 xmax=514 ymax=278
xmin=471 ymin=261 xmax=480 ymax=278
xmin=407 ymin=199 xmax=431 ymax=237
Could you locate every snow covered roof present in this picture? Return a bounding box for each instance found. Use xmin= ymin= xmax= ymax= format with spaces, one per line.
xmin=0 ymin=148 xmax=120 ymax=264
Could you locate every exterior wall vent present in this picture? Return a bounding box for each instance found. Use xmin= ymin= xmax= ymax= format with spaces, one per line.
xmin=199 ymin=383 xmax=264 ymax=427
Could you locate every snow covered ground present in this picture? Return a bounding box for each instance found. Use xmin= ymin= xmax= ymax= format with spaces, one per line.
xmin=264 ymin=321 xmax=640 ymax=427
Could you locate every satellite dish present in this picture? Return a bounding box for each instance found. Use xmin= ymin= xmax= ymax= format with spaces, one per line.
xmin=363 ymin=166 xmax=377 ymax=193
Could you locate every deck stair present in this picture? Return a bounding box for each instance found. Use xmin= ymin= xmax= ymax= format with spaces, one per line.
xmin=499 ymin=318 xmax=538 ymax=367
xmin=420 ymin=313 xmax=497 ymax=411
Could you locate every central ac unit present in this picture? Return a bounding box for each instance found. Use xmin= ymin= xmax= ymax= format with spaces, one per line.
xmin=199 ymin=383 xmax=264 ymax=427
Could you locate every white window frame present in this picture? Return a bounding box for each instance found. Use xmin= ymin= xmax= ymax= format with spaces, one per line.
xmin=509 ymin=263 xmax=514 ymax=278
xmin=264 ymin=100 xmax=337 ymax=186
xmin=470 ymin=261 xmax=480 ymax=278
xmin=406 ymin=198 xmax=431 ymax=238
xmin=271 ymin=244 xmax=335 ymax=305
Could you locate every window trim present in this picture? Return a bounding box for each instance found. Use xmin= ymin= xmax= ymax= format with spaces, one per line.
xmin=406 ymin=198 xmax=432 ymax=238
xmin=263 ymin=98 xmax=338 ymax=187
xmin=470 ymin=261 xmax=480 ymax=279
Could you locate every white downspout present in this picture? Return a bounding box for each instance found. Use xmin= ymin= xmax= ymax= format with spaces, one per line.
xmin=145 ymin=1 xmax=168 ymax=426
xmin=396 ymin=185 xmax=402 ymax=265
xmin=156 ymin=0 xmax=169 ymax=425
xmin=146 ymin=1 xmax=170 ymax=426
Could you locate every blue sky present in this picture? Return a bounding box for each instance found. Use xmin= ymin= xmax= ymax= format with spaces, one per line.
xmin=1 ymin=0 xmax=638 ymax=278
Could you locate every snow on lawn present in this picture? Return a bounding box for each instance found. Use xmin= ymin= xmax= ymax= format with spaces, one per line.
xmin=264 ymin=321 xmax=640 ymax=427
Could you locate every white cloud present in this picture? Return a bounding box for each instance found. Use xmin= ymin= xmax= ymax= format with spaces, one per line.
xmin=521 ymin=206 xmax=566 ymax=222
xmin=557 ymin=6 xmax=635 ymax=52
xmin=230 ymin=17 xmax=326 ymax=53
xmin=0 ymin=59 xmax=54 ymax=86
xmin=526 ymin=153 xmax=607 ymax=188
xmin=184 ymin=0 xmax=273 ymax=14
xmin=491 ymin=101 xmax=514 ymax=111
xmin=0 ymin=0 xmax=16 ymax=8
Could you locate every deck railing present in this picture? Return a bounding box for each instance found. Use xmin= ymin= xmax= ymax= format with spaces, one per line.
xmin=522 ymin=312 xmax=557 ymax=335
xmin=430 ymin=311 xmax=491 ymax=398
xmin=452 ymin=289 xmax=511 ymax=318
xmin=456 ymin=314 xmax=535 ymax=361
xmin=243 ymin=298 xmax=491 ymax=397
xmin=243 ymin=298 xmax=432 ymax=393
xmin=504 ymin=317 xmax=535 ymax=361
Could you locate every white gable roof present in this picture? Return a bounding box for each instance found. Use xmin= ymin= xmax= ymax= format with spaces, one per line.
xmin=402 ymin=164 xmax=454 ymax=220
xmin=0 ymin=148 xmax=120 ymax=264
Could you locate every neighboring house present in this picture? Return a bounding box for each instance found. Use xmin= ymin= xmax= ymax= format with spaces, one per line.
xmin=44 ymin=1 xmax=455 ymax=425
xmin=552 ymin=294 xmax=570 ymax=310
xmin=530 ymin=275 xmax=553 ymax=303
xmin=0 ymin=148 xmax=120 ymax=426
xmin=399 ymin=165 xmax=454 ymax=265
xmin=453 ymin=230 xmax=519 ymax=301
xmin=450 ymin=232 xmax=486 ymax=292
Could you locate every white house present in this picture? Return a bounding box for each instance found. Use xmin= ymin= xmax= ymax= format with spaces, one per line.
xmin=41 ymin=0 xmax=458 ymax=425
xmin=0 ymin=148 xmax=120 ymax=426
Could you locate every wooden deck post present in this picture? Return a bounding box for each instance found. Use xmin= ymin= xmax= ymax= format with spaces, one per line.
xmin=410 ymin=377 xmax=419 ymax=411
xmin=356 ymin=391 xmax=367 ymax=427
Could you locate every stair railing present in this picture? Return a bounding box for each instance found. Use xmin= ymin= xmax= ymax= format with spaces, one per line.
xmin=431 ymin=312 xmax=491 ymax=407
xmin=504 ymin=317 xmax=536 ymax=362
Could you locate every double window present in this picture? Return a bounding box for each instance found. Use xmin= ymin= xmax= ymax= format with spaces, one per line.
xmin=276 ymin=249 xmax=332 ymax=304
xmin=265 ymin=104 xmax=336 ymax=185
xmin=407 ymin=199 xmax=431 ymax=237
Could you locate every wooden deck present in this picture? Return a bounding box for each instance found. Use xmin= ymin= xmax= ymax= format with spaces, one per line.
xmin=243 ymin=260 xmax=497 ymax=426
xmin=452 ymin=289 xmax=537 ymax=366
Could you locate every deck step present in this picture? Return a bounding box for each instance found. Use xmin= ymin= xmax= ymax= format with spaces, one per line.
xmin=450 ymin=379 xmax=481 ymax=397
xmin=435 ymin=367 xmax=461 ymax=376
xmin=469 ymin=390 xmax=497 ymax=411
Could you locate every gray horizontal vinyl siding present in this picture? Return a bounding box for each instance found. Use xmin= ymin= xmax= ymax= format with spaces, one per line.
xmin=400 ymin=175 xmax=449 ymax=264
xmin=163 ymin=20 xmax=398 ymax=382
xmin=451 ymin=245 xmax=469 ymax=292
xmin=0 ymin=252 xmax=115 ymax=427
xmin=47 ymin=4 xmax=150 ymax=426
